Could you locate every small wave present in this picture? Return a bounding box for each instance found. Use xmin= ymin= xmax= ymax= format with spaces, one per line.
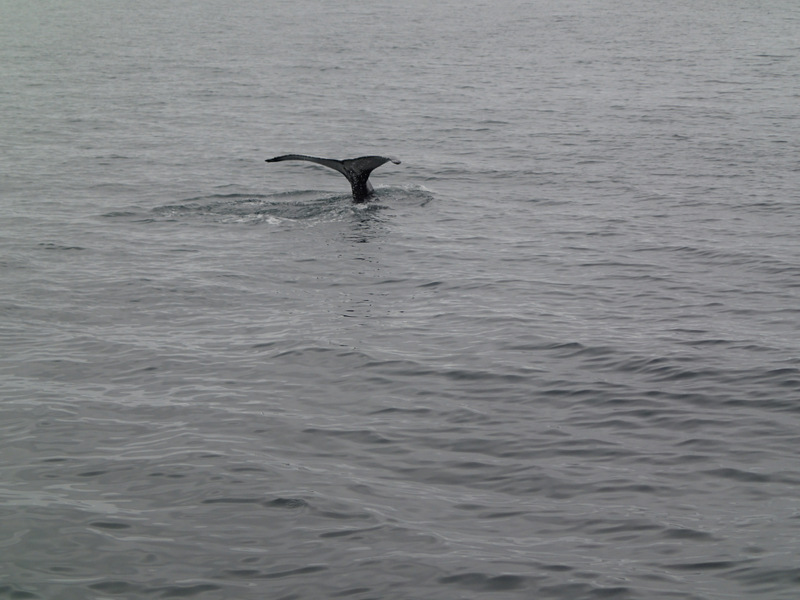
xmin=102 ymin=186 xmax=431 ymax=226
xmin=145 ymin=188 xmax=430 ymax=225
xmin=380 ymin=183 xmax=435 ymax=206
xmin=37 ymin=242 xmax=85 ymax=251
xmin=152 ymin=192 xmax=348 ymax=224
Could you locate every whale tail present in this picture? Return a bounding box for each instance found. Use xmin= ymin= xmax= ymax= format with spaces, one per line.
xmin=265 ymin=154 xmax=401 ymax=202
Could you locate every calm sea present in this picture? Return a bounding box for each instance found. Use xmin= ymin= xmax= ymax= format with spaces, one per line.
xmin=2 ymin=1 xmax=799 ymax=598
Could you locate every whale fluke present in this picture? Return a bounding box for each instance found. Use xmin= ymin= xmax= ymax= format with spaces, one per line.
xmin=265 ymin=154 xmax=401 ymax=202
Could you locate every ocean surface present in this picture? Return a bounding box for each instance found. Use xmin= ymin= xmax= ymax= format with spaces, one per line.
xmin=2 ymin=1 xmax=799 ymax=598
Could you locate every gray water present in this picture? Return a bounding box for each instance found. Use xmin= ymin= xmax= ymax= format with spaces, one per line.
xmin=2 ymin=1 xmax=800 ymax=598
